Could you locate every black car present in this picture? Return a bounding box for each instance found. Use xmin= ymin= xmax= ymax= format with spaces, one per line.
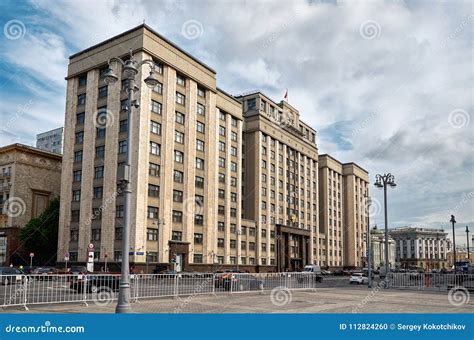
xmin=0 ymin=267 xmax=24 ymax=285
xmin=70 ymin=274 xmax=120 ymax=293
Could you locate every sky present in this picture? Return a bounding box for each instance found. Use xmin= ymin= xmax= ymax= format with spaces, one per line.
xmin=0 ymin=0 xmax=472 ymax=244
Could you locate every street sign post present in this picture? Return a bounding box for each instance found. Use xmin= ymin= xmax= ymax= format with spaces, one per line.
xmin=87 ymin=244 xmax=94 ymax=273
xmin=29 ymin=252 xmax=34 ymax=269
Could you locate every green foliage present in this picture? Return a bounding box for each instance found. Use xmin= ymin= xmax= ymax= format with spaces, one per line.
xmin=19 ymin=197 xmax=60 ymax=265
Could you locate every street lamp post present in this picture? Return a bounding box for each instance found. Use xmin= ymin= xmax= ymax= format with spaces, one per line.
xmin=466 ymin=226 xmax=470 ymax=262
xmin=374 ymin=173 xmax=396 ymax=279
xmin=104 ymin=49 xmax=161 ymax=314
xmin=450 ymin=215 xmax=456 ymax=273
xmin=364 ymin=194 xmax=372 ymax=288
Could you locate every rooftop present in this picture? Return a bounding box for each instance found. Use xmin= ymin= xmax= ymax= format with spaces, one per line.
xmin=0 ymin=143 xmax=62 ymax=161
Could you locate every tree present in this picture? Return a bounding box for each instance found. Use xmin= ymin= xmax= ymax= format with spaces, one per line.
xmin=19 ymin=197 xmax=60 ymax=265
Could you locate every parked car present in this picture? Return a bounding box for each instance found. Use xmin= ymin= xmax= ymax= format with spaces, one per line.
xmin=0 ymin=267 xmax=25 ymax=285
xmin=321 ymin=270 xmax=333 ymax=275
xmin=300 ymin=265 xmax=323 ymax=283
xmin=70 ymin=274 xmax=120 ymax=293
xmin=69 ymin=266 xmax=87 ymax=275
xmin=32 ymin=267 xmax=56 ymax=280
xmin=349 ymin=273 xmax=368 ymax=285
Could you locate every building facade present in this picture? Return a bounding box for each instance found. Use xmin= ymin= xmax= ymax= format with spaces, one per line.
xmin=370 ymin=226 xmax=396 ymax=269
xmin=0 ymin=144 xmax=62 ymax=265
xmin=57 ymin=24 xmax=369 ymax=272
xmin=390 ymin=227 xmax=449 ymax=270
xmin=318 ymin=154 xmax=369 ymax=269
xmin=36 ymin=127 xmax=64 ymax=154
xmin=237 ymin=92 xmax=318 ymax=271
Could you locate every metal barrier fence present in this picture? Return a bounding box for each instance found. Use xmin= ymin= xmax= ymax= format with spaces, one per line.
xmin=0 ymin=272 xmax=319 ymax=309
xmin=388 ymin=273 xmax=474 ymax=291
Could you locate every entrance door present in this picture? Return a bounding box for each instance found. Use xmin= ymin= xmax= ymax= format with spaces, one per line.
xmin=175 ymin=254 xmax=183 ymax=272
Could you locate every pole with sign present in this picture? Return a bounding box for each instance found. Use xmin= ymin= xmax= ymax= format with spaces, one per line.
xmin=104 ymin=253 xmax=108 ymax=272
xmin=64 ymin=251 xmax=69 ymax=273
xmin=87 ymin=243 xmax=94 ymax=273
xmin=29 ymin=252 xmax=34 ymax=270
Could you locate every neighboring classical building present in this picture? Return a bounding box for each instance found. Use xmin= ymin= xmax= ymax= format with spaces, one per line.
xmin=36 ymin=127 xmax=64 ymax=154
xmin=390 ymin=227 xmax=448 ymax=270
xmin=318 ymin=154 xmax=369 ymax=269
xmin=370 ymin=226 xmax=396 ymax=269
xmin=237 ymin=92 xmax=318 ymax=271
xmin=447 ymin=248 xmax=473 ymax=267
xmin=0 ymin=143 xmax=62 ymax=265
xmin=57 ymin=24 xmax=369 ymax=272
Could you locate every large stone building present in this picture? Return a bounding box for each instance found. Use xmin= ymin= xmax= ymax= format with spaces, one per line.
xmin=57 ymin=24 xmax=369 ymax=272
xmin=370 ymin=226 xmax=396 ymax=269
xmin=390 ymin=227 xmax=449 ymax=270
xmin=36 ymin=127 xmax=64 ymax=154
xmin=0 ymin=144 xmax=62 ymax=265
xmin=318 ymin=154 xmax=369 ymax=269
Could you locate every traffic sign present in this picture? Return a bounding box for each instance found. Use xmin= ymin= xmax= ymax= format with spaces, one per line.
xmin=64 ymin=257 xmax=69 ymax=262
xmin=29 ymin=253 xmax=34 ymax=258
xmin=64 ymin=251 xmax=70 ymax=258
xmin=88 ymin=243 xmax=94 ymax=250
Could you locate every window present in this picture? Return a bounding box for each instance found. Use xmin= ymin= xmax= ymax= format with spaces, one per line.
xmin=175 ymin=131 xmax=184 ymax=144
xmin=218 ymin=238 xmax=224 ymax=248
xmin=94 ymin=166 xmax=104 ymax=179
xmin=231 ymin=131 xmax=238 ymax=142
xmin=118 ymin=140 xmax=127 ymax=154
xmin=195 ymin=214 xmax=204 ymax=225
xmin=78 ymin=74 xmax=87 ymax=87
xmin=173 ymin=190 xmax=183 ymax=203
xmin=218 ymin=222 xmax=225 ymax=232
xmin=72 ymin=190 xmax=81 ymax=202
xmin=116 ymin=205 xmax=124 ymax=218
xmin=120 ymin=119 xmax=128 ymax=133
xmin=219 ymin=126 xmax=226 ymax=136
xmin=147 ymin=228 xmax=158 ymax=241
xmin=176 ymin=74 xmax=185 ymax=86
xmin=77 ymin=94 xmax=86 ymax=105
xmin=231 ymin=146 xmax=237 ymax=157
xmin=230 ymin=224 xmax=237 ymax=234
xmin=218 ymin=173 xmax=225 ymax=184
xmin=218 ymin=189 xmax=225 ymax=199
xmin=219 ymin=157 xmax=225 ymax=168
xmin=231 ymin=118 xmax=238 ymax=127
xmin=98 ymin=86 xmax=107 ymax=98
xmin=231 ymin=192 xmax=237 ymax=202
xmin=193 ymin=254 xmax=203 ymax=263
xmin=231 ymin=177 xmax=237 ymax=187
xmin=149 ymin=163 xmax=160 ymax=177
xmin=197 ymin=122 xmax=205 ymax=133
xmin=231 ymin=162 xmax=237 ymax=172
xmin=150 ymin=142 xmax=161 ymax=156
xmin=176 ymin=92 xmax=185 ymax=105
xmin=151 ymin=100 xmax=162 ymax=114
xmin=218 ymin=205 xmax=225 ymax=215
xmin=230 ymin=240 xmax=236 ymax=249
xmin=219 ymin=111 xmax=226 ymax=121
xmin=150 ymin=121 xmax=161 ymax=135
xmin=196 ymin=158 xmax=204 ymax=170
xmin=174 ymin=170 xmax=184 ymax=183
xmin=93 ymin=186 xmax=103 ymax=199
xmin=246 ymin=98 xmax=256 ymax=111
xmin=219 ymin=141 xmax=225 ymax=152
xmin=148 ymin=184 xmax=160 ymax=197
xmin=175 ymin=150 xmax=184 ymax=163
xmin=172 ymin=231 xmax=182 ymax=241
xmin=75 ymin=131 xmax=84 ymax=144
xmin=147 ymin=206 xmax=159 ymax=219
xmin=95 ymin=146 xmax=105 ymax=159
xmin=76 ymin=113 xmax=85 ymax=124
xmin=70 ymin=230 xmax=79 ymax=241
xmin=197 ymin=86 xmax=205 ymax=97
xmin=73 ymin=170 xmax=82 ymax=182
xmin=74 ymin=151 xmax=83 ymax=163
xmin=153 ymin=82 xmax=163 ymax=94
xmin=230 ymin=208 xmax=237 ymax=217
xmin=96 ymin=127 xmax=106 ymax=138
xmin=196 ymin=139 xmax=205 ymax=151
xmin=194 ymin=233 xmax=203 ymax=244
xmin=172 ymin=210 xmax=183 ymax=223
xmin=197 ymin=103 xmax=205 ymax=116
xmin=175 ymin=111 xmax=185 ymax=125
xmin=249 ymin=242 xmax=255 ymax=251
xmin=195 ymin=176 xmax=204 ymax=188
xmin=91 ymin=229 xmax=101 ymax=241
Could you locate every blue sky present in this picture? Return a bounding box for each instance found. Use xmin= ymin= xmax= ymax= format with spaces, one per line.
xmin=0 ymin=0 xmax=472 ymax=244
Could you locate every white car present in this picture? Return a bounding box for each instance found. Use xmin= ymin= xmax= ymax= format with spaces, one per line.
xmin=349 ymin=273 xmax=368 ymax=285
